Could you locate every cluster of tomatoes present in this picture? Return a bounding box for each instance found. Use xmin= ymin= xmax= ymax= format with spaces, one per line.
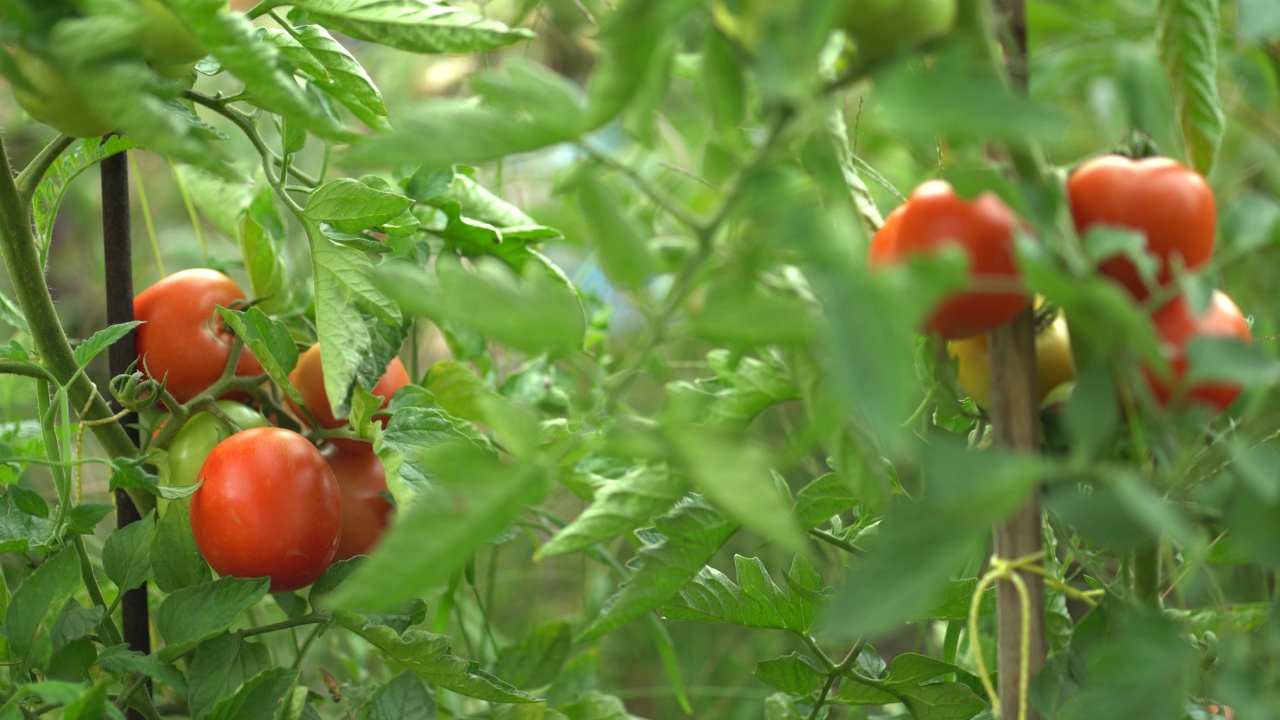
xmin=133 ymin=269 xmax=406 ymax=592
xmin=869 ymin=155 xmax=1252 ymax=415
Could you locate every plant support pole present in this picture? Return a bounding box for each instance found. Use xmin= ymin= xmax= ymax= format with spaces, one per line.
xmin=989 ymin=0 xmax=1045 ymax=718
xmin=102 ymin=149 xmax=150 ymax=716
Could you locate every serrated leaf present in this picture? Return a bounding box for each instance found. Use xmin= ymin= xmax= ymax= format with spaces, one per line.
xmin=151 ymin=500 xmax=211 ymax=593
xmin=424 ymin=362 xmax=503 ymax=427
xmin=367 ymin=672 xmax=437 ymax=720
xmin=824 ymin=445 xmax=1041 ymax=638
xmin=537 ymin=465 xmax=687 ymax=559
xmin=31 ymin=136 xmax=138 ymax=263
xmin=216 ymin=307 xmax=302 ymax=404
xmin=102 ymin=512 xmax=155 ymax=594
xmin=380 ymin=407 xmax=480 ymax=500
xmin=186 ymin=633 xmax=273 ymax=720
xmin=204 ymin=667 xmax=300 ymax=720
xmin=659 ymin=555 xmax=823 ymax=633
xmin=899 ymin=682 xmax=986 ymax=720
xmin=1158 ymin=0 xmax=1226 ymax=172
xmin=580 ymin=498 xmax=739 ymax=641
xmin=586 ymin=0 xmax=703 ymax=126
xmin=909 ymin=579 xmax=995 ymax=622
xmin=168 ymin=0 xmax=356 ymax=142
xmin=335 ymin=611 xmax=537 ymax=703
xmin=155 ymin=577 xmax=271 ymax=660
xmin=97 ymin=644 xmax=188 ymax=695
xmin=239 ymin=190 xmax=291 ymax=315
xmin=293 ymin=0 xmax=534 ymax=54
xmin=307 ymin=178 xmax=414 ymax=234
xmin=791 ymin=473 xmax=857 ymax=531
xmin=329 ymin=441 xmax=545 ymax=613
xmin=494 ymin=622 xmax=573 ymax=690
xmin=754 ymin=653 xmax=825 ymax=696
xmin=310 ymin=223 xmax=403 ymax=419
xmin=377 ymin=254 xmax=585 ymax=356
xmin=260 ymin=25 xmax=385 ymax=117
xmin=72 ymin=321 xmax=143 ymax=368
xmin=5 ymin=549 xmax=81 ymax=673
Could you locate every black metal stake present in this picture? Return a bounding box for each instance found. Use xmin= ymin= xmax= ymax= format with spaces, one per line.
xmin=101 ymin=149 xmax=149 ymax=717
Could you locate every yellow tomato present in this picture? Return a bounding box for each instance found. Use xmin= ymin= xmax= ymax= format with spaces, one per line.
xmin=948 ymin=307 xmax=1075 ymax=409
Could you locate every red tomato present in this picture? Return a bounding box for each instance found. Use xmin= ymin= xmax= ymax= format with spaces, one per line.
xmin=287 ymin=344 xmax=409 ymax=454
xmin=190 ymin=428 xmax=341 ymax=592
xmin=321 ymin=445 xmax=393 ymax=560
xmin=1145 ymin=290 xmax=1251 ymax=414
xmin=867 ymin=203 xmax=906 ymax=267
xmin=875 ymin=180 xmax=1028 ymax=339
xmin=134 ymin=269 xmax=263 ymax=403
xmin=1067 ymin=155 xmax=1215 ymax=300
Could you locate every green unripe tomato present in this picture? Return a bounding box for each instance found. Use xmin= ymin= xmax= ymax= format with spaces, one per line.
xmin=135 ymin=0 xmax=207 ymax=74
xmin=159 ymin=400 xmax=268 ymax=516
xmin=10 ymin=49 xmax=114 ymax=138
xmin=840 ymin=0 xmax=957 ymax=61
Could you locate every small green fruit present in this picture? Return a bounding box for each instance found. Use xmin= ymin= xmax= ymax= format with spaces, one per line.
xmin=840 ymin=0 xmax=957 ymax=61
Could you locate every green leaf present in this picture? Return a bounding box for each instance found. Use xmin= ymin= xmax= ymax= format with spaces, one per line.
xmin=151 ymin=500 xmax=211 ymax=593
xmin=536 ymin=465 xmax=687 ymax=560
xmin=367 ymin=672 xmax=437 ymax=720
xmin=239 ymin=187 xmax=291 ymax=314
xmin=329 ymin=441 xmax=546 ymax=613
xmin=700 ymin=28 xmax=747 ymax=134
xmin=575 ymin=174 xmax=654 ymax=290
xmin=60 ymin=680 xmax=107 ymax=720
xmin=493 ymin=705 xmax=569 ymax=720
xmin=261 ymin=25 xmax=385 ymax=118
xmin=335 ymin=611 xmax=537 ymax=703
xmin=754 ymin=653 xmax=825 ymax=696
xmin=494 ymin=622 xmax=573 ymax=690
xmin=0 ymin=491 xmax=54 ymax=553
xmin=9 ymin=485 xmax=49 ymax=519
xmin=899 ymin=682 xmax=986 ymax=720
xmin=306 ymin=178 xmax=414 ymax=234
xmin=909 ymin=579 xmax=995 ymax=622
xmin=293 ymin=0 xmax=533 ymax=54
xmin=377 ymin=254 xmax=585 ymax=356
xmin=424 ymin=362 xmax=504 ymax=427
xmin=168 ymin=0 xmax=355 ymax=142
xmin=0 ymin=289 xmax=29 ymax=334
xmin=215 ymin=307 xmax=302 ymax=404
xmin=52 ymin=601 xmax=104 ymax=653
xmin=204 ymin=667 xmax=300 ymax=720
xmin=690 ymin=282 xmax=818 ymax=345
xmin=31 ymin=138 xmax=137 ymax=263
xmin=792 ymin=473 xmax=857 ymax=531
xmin=665 ymin=425 xmax=807 ymax=554
xmin=580 ymin=497 xmax=739 ymax=641
xmin=585 ymin=0 xmax=702 ymax=126
xmin=344 ymin=61 xmax=585 ymax=168
xmin=1158 ymin=0 xmax=1226 ymax=172
xmin=659 ymin=555 xmax=824 ymax=633
xmin=155 ymin=577 xmax=271 ymax=660
xmin=5 ymin=549 xmax=81 ymax=673
xmin=102 ymin=511 xmax=155 ymax=594
xmin=72 ymin=321 xmax=143 ymax=368
xmin=186 ymin=634 xmax=273 ymax=720
xmin=65 ymin=504 xmax=113 ymax=536
xmin=404 ymin=167 xmax=538 ymax=228
xmin=310 ymin=224 xmax=403 ymax=419
xmin=824 ymin=444 xmax=1042 ymax=638
xmin=97 ymin=644 xmax=188 ymax=695
xmin=380 ymin=407 xmax=481 ymax=499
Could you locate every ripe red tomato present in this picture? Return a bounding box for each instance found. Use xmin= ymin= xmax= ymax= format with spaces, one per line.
xmin=134 ymin=269 xmax=263 ymax=403
xmin=1067 ymin=155 xmax=1215 ymax=300
xmin=867 ymin=203 xmax=906 ymax=267
xmin=321 ymin=445 xmax=393 ymax=561
xmin=287 ymin=344 xmax=409 ymax=454
xmin=872 ymin=180 xmax=1027 ymax=339
xmin=1145 ymin=290 xmax=1251 ymax=414
xmin=190 ymin=428 xmax=341 ymax=592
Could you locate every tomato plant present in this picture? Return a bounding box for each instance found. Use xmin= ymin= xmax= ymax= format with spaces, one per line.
xmin=321 ymin=445 xmax=393 ymax=561
xmin=871 ymin=180 xmax=1028 ymax=339
xmin=288 ymin=343 xmax=409 ymax=453
xmin=948 ymin=304 xmax=1075 ymax=409
xmin=158 ymin=400 xmax=268 ymax=516
xmin=1067 ymin=155 xmax=1216 ymax=300
xmin=133 ymin=268 xmax=264 ymax=403
xmin=9 ymin=48 xmax=113 ymax=138
xmin=190 ymin=428 xmax=341 ymax=592
xmin=137 ymin=0 xmax=208 ymax=79
xmin=1145 ymin=290 xmax=1252 ymax=414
